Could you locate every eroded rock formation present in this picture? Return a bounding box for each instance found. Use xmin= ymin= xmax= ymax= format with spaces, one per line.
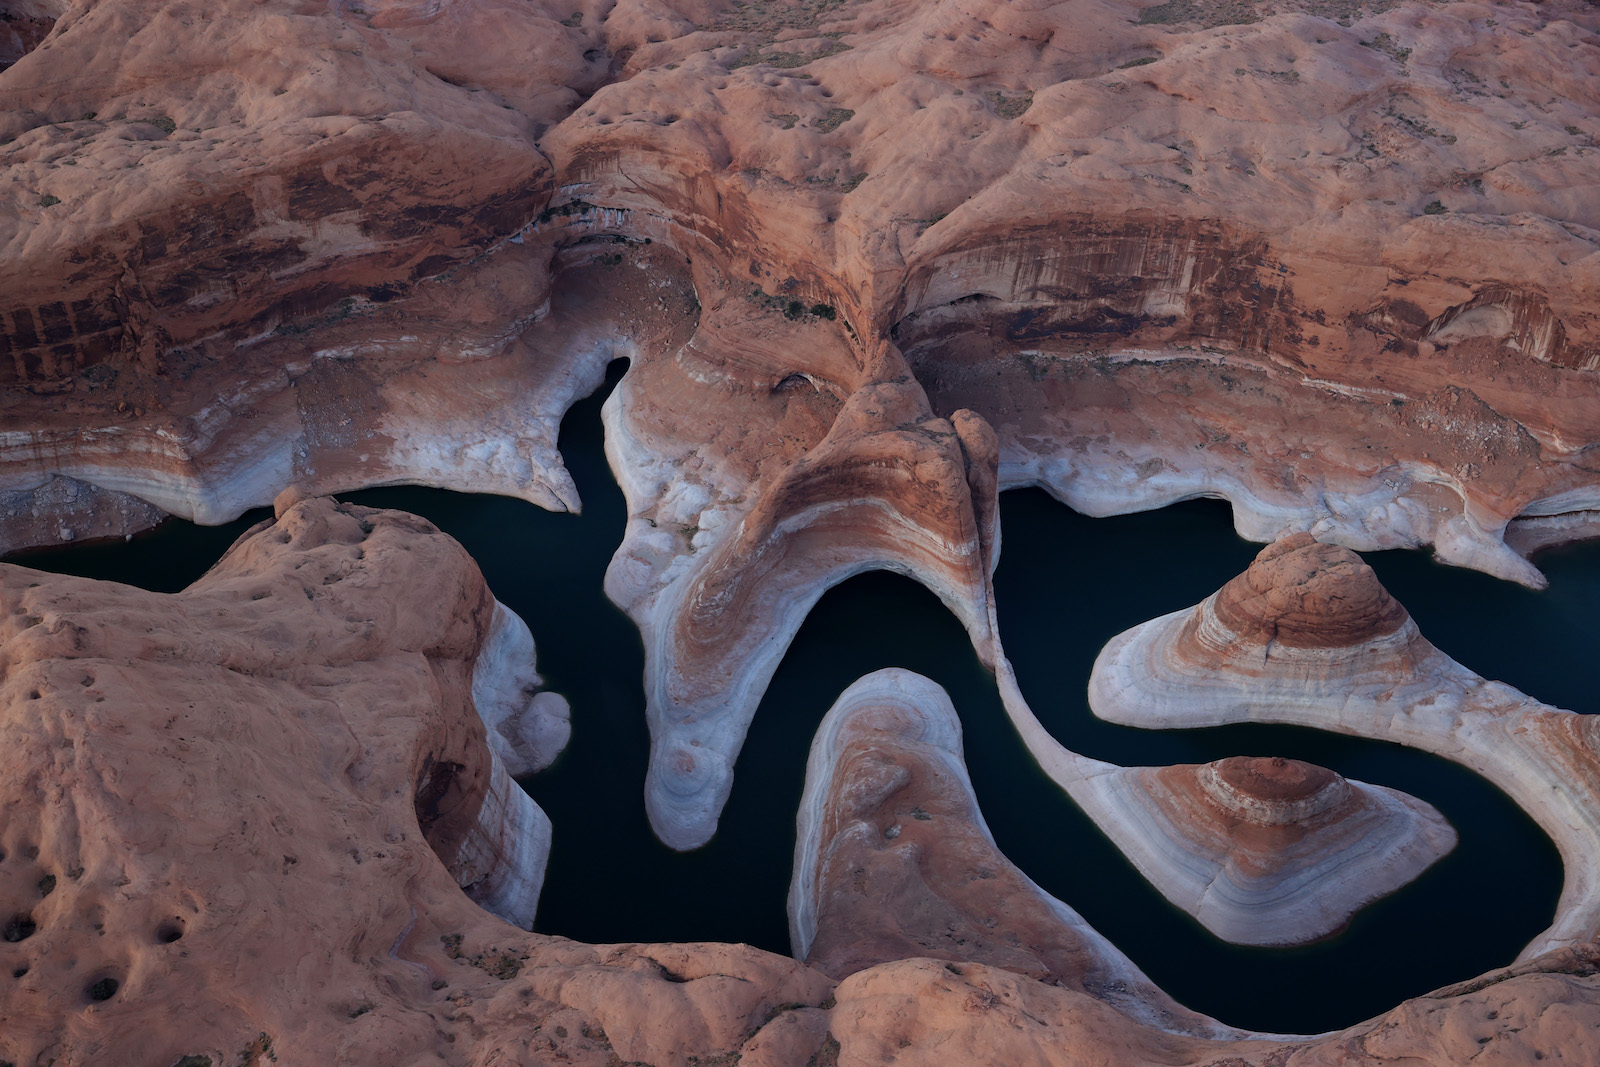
xmin=1091 ymin=532 xmax=1600 ymax=960
xmin=787 ymin=667 xmax=1246 ymax=1038
xmin=5 ymin=0 xmax=1600 ymax=1059
xmin=3 ymin=0 xmax=1599 ymax=842
xmin=1071 ymin=755 xmax=1457 ymax=946
xmin=5 ymin=504 xmax=1600 ymax=1064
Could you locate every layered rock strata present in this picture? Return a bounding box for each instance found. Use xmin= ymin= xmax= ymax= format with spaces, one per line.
xmin=788 ymin=667 xmax=1247 ymax=1039
xmin=605 ymin=332 xmax=1004 ymax=848
xmin=1070 ymin=755 xmax=1457 ymax=946
xmin=3 ymin=0 xmax=1600 ymax=1058
xmin=1091 ymin=532 xmax=1600 ymax=960
xmin=7 ymin=505 xmax=1600 ymax=1063
xmin=4 ymin=0 xmax=1600 ymax=856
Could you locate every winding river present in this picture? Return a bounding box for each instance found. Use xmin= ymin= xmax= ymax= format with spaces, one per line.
xmin=6 ymin=361 xmax=1584 ymax=1034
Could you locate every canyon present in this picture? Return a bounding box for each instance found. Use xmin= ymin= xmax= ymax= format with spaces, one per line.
xmin=2 ymin=0 xmax=1599 ymax=1061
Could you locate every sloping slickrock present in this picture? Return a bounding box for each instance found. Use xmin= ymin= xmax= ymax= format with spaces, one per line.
xmin=0 ymin=0 xmax=584 ymax=379
xmin=2 ymin=0 xmax=1599 ymax=859
xmin=4 ymin=0 xmax=1600 ymax=1059
xmin=1072 ymin=755 xmax=1457 ymax=946
xmin=4 ymin=0 xmax=1600 ymax=578
xmin=7 ymin=503 xmax=1600 ymax=1064
xmin=789 ymin=667 xmax=1253 ymax=1039
xmin=0 ymin=496 xmax=842 ymax=1066
xmin=1090 ymin=532 xmax=1600 ymax=960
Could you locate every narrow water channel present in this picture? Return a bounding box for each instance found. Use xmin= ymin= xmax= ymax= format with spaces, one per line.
xmin=4 ymin=361 xmax=1579 ymax=1033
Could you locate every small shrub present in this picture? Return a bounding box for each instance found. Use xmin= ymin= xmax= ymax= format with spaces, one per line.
xmin=1423 ymin=200 xmax=1446 ymax=215
xmin=38 ymin=194 xmax=59 ymax=207
xmin=810 ymin=303 xmax=836 ymax=320
xmin=151 ymin=116 xmax=176 ymax=134
xmin=984 ymin=89 xmax=1034 ymax=119
xmin=816 ymin=107 xmax=854 ymax=132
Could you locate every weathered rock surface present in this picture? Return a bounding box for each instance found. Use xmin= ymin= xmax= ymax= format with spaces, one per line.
xmin=0 ymin=497 xmax=843 ymax=1066
xmin=1072 ymin=755 xmax=1457 ymax=946
xmin=4 ymin=0 xmax=1600 ymax=844
xmin=789 ymin=667 xmax=1247 ymax=1039
xmin=1091 ymin=532 xmax=1600 ymax=961
xmin=5 ymin=505 xmax=1600 ymax=1064
xmin=4 ymin=0 xmax=1600 ymax=1059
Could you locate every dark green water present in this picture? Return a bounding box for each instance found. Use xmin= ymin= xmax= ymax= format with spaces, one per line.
xmin=5 ymin=361 xmax=1583 ymax=1033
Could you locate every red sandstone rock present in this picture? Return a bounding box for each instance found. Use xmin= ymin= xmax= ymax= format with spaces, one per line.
xmin=1212 ymin=533 xmax=1412 ymax=648
xmin=1092 ymin=531 xmax=1600 ymax=966
xmin=1090 ymin=755 xmax=1459 ymax=946
xmin=3 ymin=0 xmax=1600 ymax=1061
xmin=2 ymin=507 xmax=1599 ymax=1064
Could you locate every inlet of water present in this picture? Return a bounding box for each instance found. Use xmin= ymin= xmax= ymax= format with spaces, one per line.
xmin=6 ymin=362 xmax=1580 ymax=1033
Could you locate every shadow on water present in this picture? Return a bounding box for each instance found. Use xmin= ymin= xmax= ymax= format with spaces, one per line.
xmin=8 ymin=505 xmax=272 ymax=591
xmin=1 ymin=363 xmax=1583 ymax=1034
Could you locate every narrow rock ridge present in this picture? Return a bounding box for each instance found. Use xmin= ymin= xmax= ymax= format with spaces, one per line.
xmin=789 ymin=667 xmax=1262 ymax=1041
xmin=1089 ymin=534 xmax=1600 ymax=960
xmin=604 ymin=329 xmax=1007 ymax=849
xmin=1070 ymin=756 xmax=1457 ymax=946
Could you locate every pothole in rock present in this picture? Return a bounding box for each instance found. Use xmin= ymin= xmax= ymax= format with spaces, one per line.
xmin=3 ymin=913 xmax=37 ymax=942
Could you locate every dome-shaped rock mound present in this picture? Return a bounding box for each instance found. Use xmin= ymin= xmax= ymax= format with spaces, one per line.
xmin=1071 ymin=755 xmax=1456 ymax=948
xmin=1088 ymin=531 xmax=1600 ymax=963
xmin=1089 ymin=533 xmax=1457 ymax=735
xmin=1212 ymin=533 xmax=1409 ymax=649
xmin=1202 ymin=755 xmax=1348 ymax=822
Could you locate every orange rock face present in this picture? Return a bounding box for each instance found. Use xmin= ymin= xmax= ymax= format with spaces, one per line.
xmin=0 ymin=498 xmax=836 ymax=1066
xmin=4 ymin=0 xmax=1600 ymax=1061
